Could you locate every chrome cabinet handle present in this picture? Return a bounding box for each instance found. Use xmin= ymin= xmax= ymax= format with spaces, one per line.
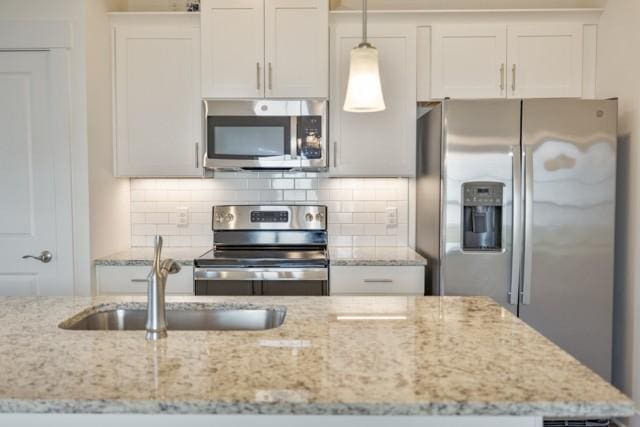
xmin=511 ymin=64 xmax=517 ymax=92
xmin=509 ymin=145 xmax=523 ymax=305
xmin=22 ymin=250 xmax=52 ymax=264
xmin=195 ymin=142 xmax=200 ymax=169
xmin=363 ymin=279 xmax=393 ymax=283
xmin=268 ymin=62 xmax=273 ymax=90
xmin=500 ymin=63 xmax=505 ymax=92
xmin=131 ymin=279 xmax=148 ymax=283
xmin=333 ymin=141 xmax=338 ymax=168
xmin=256 ymin=62 xmax=261 ymax=90
xmin=521 ymin=145 xmax=534 ymax=305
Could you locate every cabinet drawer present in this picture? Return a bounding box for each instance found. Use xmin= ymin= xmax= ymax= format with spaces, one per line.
xmin=96 ymin=265 xmax=194 ymax=296
xmin=330 ymin=266 xmax=425 ymax=296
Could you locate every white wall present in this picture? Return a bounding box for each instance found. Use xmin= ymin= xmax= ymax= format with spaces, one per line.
xmin=86 ymin=0 xmax=131 ymax=291
xmin=0 ymin=0 xmax=92 ymax=294
xmin=597 ymin=1 xmax=640 ymax=425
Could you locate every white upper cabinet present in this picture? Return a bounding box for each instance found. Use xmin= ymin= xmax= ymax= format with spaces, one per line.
xmin=431 ymin=23 xmax=584 ymax=99
xmin=507 ymin=23 xmax=583 ymax=98
xmin=112 ymin=16 xmax=202 ymax=177
xmin=265 ymin=0 xmax=329 ymax=98
xmin=201 ymin=0 xmax=264 ymax=98
xmin=331 ymin=23 xmax=416 ymax=177
xmin=201 ymin=0 xmax=328 ymax=99
xmin=432 ymin=24 xmax=507 ymax=99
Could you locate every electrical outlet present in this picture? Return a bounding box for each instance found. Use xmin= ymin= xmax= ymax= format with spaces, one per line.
xmin=176 ymin=207 xmax=190 ymax=227
xmin=385 ymin=207 xmax=398 ymax=226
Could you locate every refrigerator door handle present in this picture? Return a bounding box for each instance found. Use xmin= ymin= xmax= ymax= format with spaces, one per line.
xmin=509 ymin=144 xmax=523 ymax=306
xmin=521 ymin=145 xmax=534 ymax=305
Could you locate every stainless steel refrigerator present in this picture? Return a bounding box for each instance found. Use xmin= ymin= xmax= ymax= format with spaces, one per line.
xmin=416 ymin=99 xmax=617 ymax=380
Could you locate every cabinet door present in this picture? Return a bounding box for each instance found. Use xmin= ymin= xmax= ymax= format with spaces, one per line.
xmin=265 ymin=0 xmax=328 ymax=98
xmin=330 ymin=24 xmax=416 ymax=177
xmin=431 ymin=24 xmax=507 ymax=99
xmin=113 ymin=22 xmax=201 ymax=177
xmin=96 ymin=266 xmax=194 ymax=295
xmin=201 ymin=0 xmax=264 ymax=98
xmin=507 ymin=24 xmax=583 ymax=98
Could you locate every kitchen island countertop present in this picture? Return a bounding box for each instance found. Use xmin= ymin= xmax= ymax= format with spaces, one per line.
xmin=0 ymin=295 xmax=633 ymax=418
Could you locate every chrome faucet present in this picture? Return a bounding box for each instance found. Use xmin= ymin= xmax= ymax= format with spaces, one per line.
xmin=145 ymin=235 xmax=181 ymax=341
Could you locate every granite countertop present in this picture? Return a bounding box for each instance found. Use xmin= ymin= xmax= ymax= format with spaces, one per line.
xmin=94 ymin=247 xmax=210 ymax=266
xmin=96 ymin=246 xmax=427 ymax=268
xmin=329 ymin=246 xmax=427 ymax=266
xmin=0 ymin=295 xmax=633 ymax=417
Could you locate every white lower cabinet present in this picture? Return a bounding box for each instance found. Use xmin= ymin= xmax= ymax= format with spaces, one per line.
xmin=96 ymin=265 xmax=194 ymax=296
xmin=330 ymin=266 xmax=425 ymax=296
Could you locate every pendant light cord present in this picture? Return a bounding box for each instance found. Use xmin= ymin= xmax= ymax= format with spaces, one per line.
xmin=361 ymin=0 xmax=368 ymax=45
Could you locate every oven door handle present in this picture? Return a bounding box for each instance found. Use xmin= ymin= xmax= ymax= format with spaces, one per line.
xmin=194 ymin=268 xmax=328 ymax=281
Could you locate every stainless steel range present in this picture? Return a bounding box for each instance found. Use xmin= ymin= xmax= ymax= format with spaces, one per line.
xmin=194 ymin=205 xmax=329 ymax=296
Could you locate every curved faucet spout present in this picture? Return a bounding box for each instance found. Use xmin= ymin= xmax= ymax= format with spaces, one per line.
xmin=145 ymin=235 xmax=180 ymax=341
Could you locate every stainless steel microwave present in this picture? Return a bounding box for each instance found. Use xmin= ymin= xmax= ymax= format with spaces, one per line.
xmin=203 ymin=100 xmax=328 ymax=171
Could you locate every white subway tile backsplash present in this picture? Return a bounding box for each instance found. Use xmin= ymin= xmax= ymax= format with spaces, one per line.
xmin=129 ymin=177 xmax=409 ymax=248
xmin=271 ymin=179 xmax=294 ymax=190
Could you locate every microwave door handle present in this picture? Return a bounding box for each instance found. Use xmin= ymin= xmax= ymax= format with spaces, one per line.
xmin=290 ymin=116 xmax=298 ymax=159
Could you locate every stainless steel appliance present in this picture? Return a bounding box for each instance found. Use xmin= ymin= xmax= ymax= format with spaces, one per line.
xmin=194 ymin=205 xmax=329 ymax=296
xmin=416 ymin=99 xmax=617 ymax=380
xmin=203 ymin=100 xmax=328 ymax=171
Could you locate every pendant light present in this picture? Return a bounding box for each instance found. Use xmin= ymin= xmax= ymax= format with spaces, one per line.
xmin=343 ymin=0 xmax=386 ymax=113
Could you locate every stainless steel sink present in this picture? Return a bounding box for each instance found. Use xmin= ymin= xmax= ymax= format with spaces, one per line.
xmin=61 ymin=307 xmax=286 ymax=331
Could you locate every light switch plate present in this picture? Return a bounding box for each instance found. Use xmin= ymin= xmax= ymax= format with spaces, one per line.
xmin=176 ymin=207 xmax=190 ymax=227
xmin=385 ymin=207 xmax=398 ymax=226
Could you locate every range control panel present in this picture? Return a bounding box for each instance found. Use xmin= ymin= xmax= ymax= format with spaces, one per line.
xmin=213 ymin=205 xmax=327 ymax=231
xmin=463 ymin=182 xmax=504 ymax=207
xmin=250 ymin=210 xmax=289 ymax=223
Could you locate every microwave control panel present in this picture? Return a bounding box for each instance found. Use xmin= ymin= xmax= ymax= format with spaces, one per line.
xmin=298 ymin=116 xmax=323 ymax=160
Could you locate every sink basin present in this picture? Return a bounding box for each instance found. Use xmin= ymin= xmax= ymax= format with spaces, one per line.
xmin=60 ymin=307 xmax=286 ymax=331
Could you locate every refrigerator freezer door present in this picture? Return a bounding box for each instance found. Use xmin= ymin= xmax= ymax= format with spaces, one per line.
xmin=441 ymin=100 xmax=522 ymax=313
xmin=519 ymin=98 xmax=617 ymax=381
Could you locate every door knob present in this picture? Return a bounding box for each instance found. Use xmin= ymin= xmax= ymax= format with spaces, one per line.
xmin=22 ymin=250 xmax=53 ymax=264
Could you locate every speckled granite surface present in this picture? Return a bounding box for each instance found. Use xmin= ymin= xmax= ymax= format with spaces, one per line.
xmin=329 ymin=247 xmax=427 ymax=266
xmin=94 ymin=247 xmax=210 ymax=266
xmin=0 ymin=296 xmax=633 ymax=417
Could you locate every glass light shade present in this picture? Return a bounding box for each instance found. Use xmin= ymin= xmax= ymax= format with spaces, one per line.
xmin=343 ymin=44 xmax=386 ymax=113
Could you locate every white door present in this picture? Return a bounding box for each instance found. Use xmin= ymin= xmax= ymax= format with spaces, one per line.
xmin=331 ymin=24 xmax=416 ymax=177
xmin=507 ymin=24 xmax=583 ymax=98
xmin=0 ymin=51 xmax=73 ymax=296
xmin=201 ymin=0 xmax=264 ymax=98
xmin=113 ymin=21 xmax=202 ymax=177
xmin=265 ymin=0 xmax=328 ymax=98
xmin=431 ymin=24 xmax=507 ymax=99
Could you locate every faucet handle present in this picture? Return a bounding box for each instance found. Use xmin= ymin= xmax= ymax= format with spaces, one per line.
xmin=160 ymin=259 xmax=181 ymax=275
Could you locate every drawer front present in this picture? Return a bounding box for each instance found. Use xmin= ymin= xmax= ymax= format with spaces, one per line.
xmin=330 ymin=266 xmax=425 ymax=296
xmin=96 ymin=265 xmax=194 ymax=296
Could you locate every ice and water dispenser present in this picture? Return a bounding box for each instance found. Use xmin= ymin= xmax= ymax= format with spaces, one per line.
xmin=462 ymin=182 xmax=504 ymax=251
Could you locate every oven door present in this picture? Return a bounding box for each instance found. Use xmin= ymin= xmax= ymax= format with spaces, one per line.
xmin=194 ymin=267 xmax=329 ymax=296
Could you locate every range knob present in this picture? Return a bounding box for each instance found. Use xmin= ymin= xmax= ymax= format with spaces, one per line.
xmin=315 ymin=213 xmax=324 ymax=222
xmin=305 ymin=213 xmax=314 ymax=223
xmin=225 ymin=213 xmax=234 ymax=223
